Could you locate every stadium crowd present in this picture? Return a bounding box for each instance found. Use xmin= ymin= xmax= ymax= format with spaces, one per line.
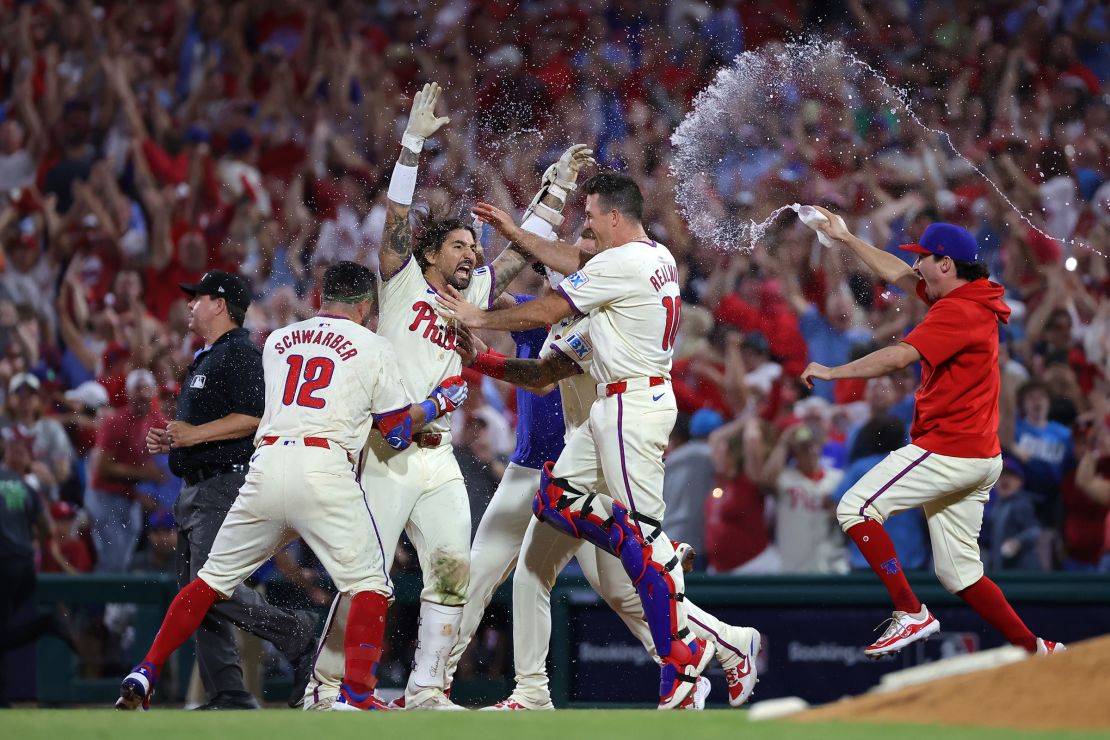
xmin=1 ymin=0 xmax=1109 ymax=686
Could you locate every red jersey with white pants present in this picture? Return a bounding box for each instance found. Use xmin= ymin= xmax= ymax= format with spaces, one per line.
xmin=901 ymin=278 xmax=1011 ymax=458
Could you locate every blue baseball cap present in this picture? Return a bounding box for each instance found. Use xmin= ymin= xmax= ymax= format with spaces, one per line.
xmin=900 ymin=222 xmax=979 ymax=262
xmin=690 ymin=408 xmax=725 ymax=438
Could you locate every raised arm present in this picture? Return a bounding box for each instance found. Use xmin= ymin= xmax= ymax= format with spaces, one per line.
xmin=473 ymin=201 xmax=593 ymax=276
xmin=487 ymin=144 xmax=596 ymax=298
xmin=379 ymin=82 xmax=451 ymax=280
xmin=809 ymin=205 xmax=918 ymax=294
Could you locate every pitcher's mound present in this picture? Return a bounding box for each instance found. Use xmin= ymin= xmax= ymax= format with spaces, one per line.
xmin=792 ymin=634 xmax=1110 ymax=731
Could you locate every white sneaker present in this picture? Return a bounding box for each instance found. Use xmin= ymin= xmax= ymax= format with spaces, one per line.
xmin=479 ymin=694 xmax=554 ymax=711
xmin=719 ymin=628 xmax=761 ymax=707
xmin=405 ymin=688 xmax=467 ymax=711
xmin=303 ymin=694 xmax=336 ymax=711
xmin=1035 ymin=638 xmax=1066 ymax=655
xmin=864 ymin=605 xmax=940 ymax=657
xmin=679 ymin=676 xmax=710 ymax=710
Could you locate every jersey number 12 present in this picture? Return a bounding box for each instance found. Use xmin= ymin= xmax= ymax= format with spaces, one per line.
xmin=282 ymin=355 xmax=335 ymax=409
xmin=661 ymin=296 xmax=682 ymax=351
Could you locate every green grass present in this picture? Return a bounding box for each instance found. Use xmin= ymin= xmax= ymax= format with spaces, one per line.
xmin=4 ymin=710 xmax=1109 ymax=740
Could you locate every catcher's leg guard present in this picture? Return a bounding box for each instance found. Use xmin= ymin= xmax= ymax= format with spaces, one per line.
xmin=532 ymin=462 xmax=614 ymax=555
xmin=609 ymin=502 xmax=687 ymax=658
xmin=609 ymin=503 xmax=712 ymax=709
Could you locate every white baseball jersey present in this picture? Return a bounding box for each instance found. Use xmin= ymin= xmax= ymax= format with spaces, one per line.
xmin=542 ymin=314 xmax=597 ymax=434
xmin=774 ymin=466 xmax=846 ymax=574
xmin=555 ymin=239 xmax=680 ymax=384
xmin=378 ymin=256 xmax=495 ymax=433
xmin=258 ymin=315 xmax=409 ymax=453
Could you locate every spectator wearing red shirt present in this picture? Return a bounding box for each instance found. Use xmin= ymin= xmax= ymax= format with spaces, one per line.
xmin=704 ymin=419 xmax=777 ymax=574
xmin=84 ymin=369 xmax=166 ymax=573
xmin=1074 ymin=427 xmax=1110 ymax=572
xmin=803 ymin=214 xmax=1064 ymax=658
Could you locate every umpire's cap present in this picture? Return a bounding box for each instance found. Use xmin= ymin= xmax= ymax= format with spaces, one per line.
xmin=180 ymin=271 xmax=251 ymax=311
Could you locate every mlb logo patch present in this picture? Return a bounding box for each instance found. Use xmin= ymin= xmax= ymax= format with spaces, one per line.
xmin=190 ymin=375 xmax=206 ymax=389
xmin=565 ymin=333 xmax=590 ymax=359
xmin=566 ymin=271 xmax=589 ymax=289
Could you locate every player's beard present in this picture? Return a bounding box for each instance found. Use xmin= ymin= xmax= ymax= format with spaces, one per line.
xmin=446 ymin=269 xmax=472 ymax=291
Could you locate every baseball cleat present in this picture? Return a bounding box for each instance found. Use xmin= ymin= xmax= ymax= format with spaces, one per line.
xmin=332 ymin=684 xmax=391 ymax=711
xmin=676 ymin=676 xmax=711 ymax=710
xmin=479 ymin=694 xmax=554 ymax=711
xmin=658 ymin=637 xmax=715 ymax=710
xmin=303 ymin=694 xmax=336 ymax=711
xmin=404 ymin=687 xmax=467 ymax=710
xmin=116 ymin=661 xmax=156 ymax=711
xmin=1035 ymin=638 xmax=1066 ymax=655
xmin=864 ymin=605 xmax=940 ymax=658
xmin=721 ymin=629 xmax=762 ymax=707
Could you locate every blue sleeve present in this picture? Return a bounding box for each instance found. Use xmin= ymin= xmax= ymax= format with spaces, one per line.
xmin=510 ymin=294 xmax=548 ymax=353
xmin=799 ymin=304 xmax=825 ymax=340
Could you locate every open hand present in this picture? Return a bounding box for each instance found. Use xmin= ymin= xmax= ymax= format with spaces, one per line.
xmin=552 ymin=143 xmax=596 ymax=189
xmin=471 ymin=201 xmax=522 ymax=242
xmin=436 ymin=287 xmax=485 ymax=328
xmin=403 ymin=81 xmax=450 ymax=147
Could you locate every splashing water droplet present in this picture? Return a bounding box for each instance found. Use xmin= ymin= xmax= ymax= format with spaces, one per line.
xmin=670 ymin=38 xmax=1104 ymax=258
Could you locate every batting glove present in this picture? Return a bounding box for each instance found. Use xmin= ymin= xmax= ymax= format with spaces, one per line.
xmin=525 ymin=144 xmax=596 ymax=226
xmin=373 ymin=408 xmax=414 ymax=451
xmin=421 ymin=375 xmax=468 ymax=420
xmin=401 ymin=81 xmax=451 ymax=154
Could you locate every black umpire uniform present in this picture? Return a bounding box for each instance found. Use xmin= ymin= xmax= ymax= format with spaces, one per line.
xmin=170 ymin=272 xmax=316 ymax=709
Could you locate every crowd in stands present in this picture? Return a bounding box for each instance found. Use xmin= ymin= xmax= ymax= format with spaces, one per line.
xmin=2 ymin=0 xmax=1109 ymax=652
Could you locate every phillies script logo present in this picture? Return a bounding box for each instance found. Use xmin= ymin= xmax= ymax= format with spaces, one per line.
xmin=409 ymin=301 xmax=457 ymax=350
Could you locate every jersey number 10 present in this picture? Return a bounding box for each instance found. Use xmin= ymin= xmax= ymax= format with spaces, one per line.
xmin=282 ymin=355 xmax=335 ymax=409
xmin=661 ymin=296 xmax=682 ymax=351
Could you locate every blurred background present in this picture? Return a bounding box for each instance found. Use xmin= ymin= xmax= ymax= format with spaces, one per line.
xmin=1 ymin=0 xmax=1109 ymax=708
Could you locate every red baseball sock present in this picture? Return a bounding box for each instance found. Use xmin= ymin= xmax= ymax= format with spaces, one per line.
xmin=344 ymin=591 xmax=389 ymax=695
xmin=846 ymin=520 xmax=921 ymax=614
xmin=957 ymin=577 xmax=1037 ymax=652
xmin=143 ymin=579 xmax=220 ymax=672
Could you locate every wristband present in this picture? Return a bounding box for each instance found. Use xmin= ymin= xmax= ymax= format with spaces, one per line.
xmin=521 ymin=213 xmax=557 ymax=241
xmin=419 ymin=398 xmax=440 ymax=421
xmin=387 ymin=161 xmax=419 ymax=206
xmin=471 ymin=351 xmax=508 ymax=380
xmin=532 ymin=201 xmax=564 ymax=227
xmin=401 ymin=132 xmax=425 ymax=154
xmin=547 ymin=182 xmax=570 ymax=204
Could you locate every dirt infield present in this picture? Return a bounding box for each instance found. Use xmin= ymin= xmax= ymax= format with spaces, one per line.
xmin=793 ymin=634 xmax=1110 ymax=731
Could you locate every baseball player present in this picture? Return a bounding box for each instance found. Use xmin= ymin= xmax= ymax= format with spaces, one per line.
xmin=438 ymin=172 xmax=716 ymax=709
xmin=116 ymin=262 xmax=469 ymax=712
xmin=800 ymin=210 xmax=1065 ymax=658
xmin=302 ymin=82 xmax=591 ymax=711
xmin=445 ymin=290 xmax=762 ymax=710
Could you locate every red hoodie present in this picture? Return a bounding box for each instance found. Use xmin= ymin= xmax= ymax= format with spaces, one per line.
xmin=902 ymin=278 xmax=1011 ymax=458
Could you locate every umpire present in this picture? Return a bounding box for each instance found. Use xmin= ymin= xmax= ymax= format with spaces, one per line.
xmin=146 ymin=271 xmax=317 ymax=709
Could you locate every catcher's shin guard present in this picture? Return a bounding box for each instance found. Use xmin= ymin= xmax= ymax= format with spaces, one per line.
xmin=609 ymin=502 xmax=687 ymax=659
xmin=532 ymin=462 xmax=614 ymax=554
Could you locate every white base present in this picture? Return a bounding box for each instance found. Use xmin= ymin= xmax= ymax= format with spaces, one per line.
xmin=747 ymin=696 xmax=810 ymax=721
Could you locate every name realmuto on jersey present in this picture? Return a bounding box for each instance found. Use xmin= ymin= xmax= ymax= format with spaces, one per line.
xmin=274 ymin=329 xmax=359 ymax=360
xmin=409 ymin=300 xmax=457 ymax=350
xmin=649 ymin=264 xmax=678 ymax=292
